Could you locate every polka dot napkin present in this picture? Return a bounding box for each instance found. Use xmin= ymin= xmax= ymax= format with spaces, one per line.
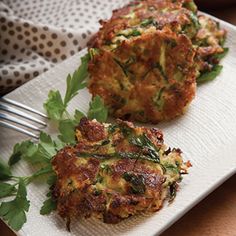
xmin=0 ymin=0 xmax=130 ymax=95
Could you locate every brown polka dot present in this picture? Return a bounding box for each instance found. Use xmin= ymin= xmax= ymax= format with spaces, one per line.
xmin=7 ymin=21 xmax=13 ymax=27
xmin=14 ymin=71 xmax=20 ymax=77
xmin=0 ymin=17 xmax=6 ymax=23
xmin=2 ymin=70 xmax=8 ymax=75
xmin=10 ymin=55 xmax=16 ymax=60
xmin=4 ymin=39 xmax=10 ymax=45
xmin=24 ymin=31 xmax=30 ymax=36
xmin=20 ymin=48 xmax=25 ymax=53
xmin=54 ymin=48 xmax=60 ymax=54
xmin=31 ymin=45 xmax=37 ymax=51
xmin=25 ymin=39 xmax=31 ymax=45
xmin=33 ymin=36 xmax=38 ymax=42
xmin=13 ymin=44 xmax=19 ymax=50
xmin=1 ymin=25 xmax=7 ymax=31
xmin=16 ymin=79 xmax=22 ymax=85
xmin=82 ymin=33 xmax=87 ymax=39
xmin=20 ymin=66 xmax=26 ymax=70
xmin=45 ymin=51 xmax=52 ymax=57
xmin=0 ymin=85 xmax=5 ymax=90
xmin=78 ymin=46 xmax=82 ymax=51
xmin=70 ymin=50 xmax=75 ymax=56
xmin=73 ymin=39 xmax=78 ymax=45
xmin=52 ymin=58 xmax=57 ymax=63
xmin=6 ymin=79 xmax=12 ymax=84
xmin=33 ymin=71 xmax=39 ymax=77
xmin=61 ymin=54 xmax=67 ymax=60
xmin=9 ymin=30 xmax=15 ymax=35
xmin=24 ymin=73 xmax=30 ymax=79
xmin=47 ymin=41 xmax=53 ymax=47
xmin=2 ymin=49 xmax=8 ymax=55
xmin=18 ymin=58 xmax=23 ymax=62
xmin=17 ymin=34 xmax=23 ymax=40
xmin=60 ymin=41 xmax=66 ymax=47
xmin=39 ymin=43 xmax=44 ymax=49
xmin=87 ymin=30 xmax=92 ymax=35
xmin=16 ymin=26 xmax=22 ymax=32
xmin=40 ymin=34 xmax=46 ymax=39
xmin=51 ymin=33 xmax=57 ymax=39
xmin=23 ymin=22 xmax=30 ymax=28
xmin=32 ymin=27 xmax=38 ymax=33
xmin=67 ymin=33 xmax=73 ymax=38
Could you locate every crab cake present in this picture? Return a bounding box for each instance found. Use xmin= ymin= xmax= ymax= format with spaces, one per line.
xmin=193 ymin=15 xmax=227 ymax=77
xmin=88 ymin=0 xmax=198 ymax=123
xmin=89 ymin=27 xmax=196 ymax=123
xmin=87 ymin=0 xmax=226 ymax=123
xmin=52 ymin=118 xmax=190 ymax=225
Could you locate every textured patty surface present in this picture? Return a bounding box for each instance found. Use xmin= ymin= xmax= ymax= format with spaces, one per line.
xmin=88 ymin=0 xmax=226 ymax=123
xmin=52 ymin=118 xmax=190 ymax=225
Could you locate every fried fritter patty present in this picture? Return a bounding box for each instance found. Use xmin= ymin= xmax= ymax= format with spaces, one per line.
xmin=52 ymin=118 xmax=190 ymax=225
xmin=193 ymin=15 xmax=227 ymax=76
xmin=87 ymin=0 xmax=226 ymax=123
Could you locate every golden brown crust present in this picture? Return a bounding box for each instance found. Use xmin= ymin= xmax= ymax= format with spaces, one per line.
xmin=87 ymin=0 xmax=226 ymax=123
xmin=89 ymin=27 xmax=196 ymax=123
xmin=52 ymin=118 xmax=189 ymax=225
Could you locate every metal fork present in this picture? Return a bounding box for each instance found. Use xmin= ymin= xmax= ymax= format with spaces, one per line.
xmin=0 ymin=97 xmax=47 ymax=139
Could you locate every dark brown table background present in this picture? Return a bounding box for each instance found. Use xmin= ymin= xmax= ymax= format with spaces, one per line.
xmin=1 ymin=6 xmax=236 ymax=236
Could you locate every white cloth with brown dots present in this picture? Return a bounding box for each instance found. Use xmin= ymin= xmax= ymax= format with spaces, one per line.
xmin=0 ymin=0 xmax=130 ymax=95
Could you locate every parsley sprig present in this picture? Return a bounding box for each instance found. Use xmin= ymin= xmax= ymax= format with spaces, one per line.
xmin=0 ymin=52 xmax=108 ymax=231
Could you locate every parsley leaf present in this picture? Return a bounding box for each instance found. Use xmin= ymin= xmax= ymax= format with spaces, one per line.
xmin=74 ymin=109 xmax=85 ymax=123
xmin=0 ymin=159 xmax=12 ymax=180
xmin=58 ymin=119 xmax=76 ymax=144
xmin=43 ymin=90 xmax=65 ymax=121
xmin=0 ymin=178 xmax=30 ymax=231
xmin=40 ymin=194 xmax=56 ymax=215
xmin=197 ymin=65 xmax=223 ymax=84
xmin=8 ymin=141 xmax=35 ymax=166
xmin=0 ymin=183 xmax=16 ymax=198
xmin=44 ymin=53 xmax=90 ymax=121
xmin=64 ymin=54 xmax=90 ymax=105
xmin=88 ymin=95 xmax=108 ymax=122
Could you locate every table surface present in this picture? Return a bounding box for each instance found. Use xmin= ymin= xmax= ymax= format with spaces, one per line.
xmin=1 ymin=7 xmax=236 ymax=236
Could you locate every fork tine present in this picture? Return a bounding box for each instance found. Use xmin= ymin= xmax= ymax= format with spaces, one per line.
xmin=0 ymin=113 xmax=41 ymax=131
xmin=0 ymin=104 xmax=47 ymax=126
xmin=0 ymin=97 xmax=48 ymax=118
xmin=0 ymin=120 xmax=39 ymax=139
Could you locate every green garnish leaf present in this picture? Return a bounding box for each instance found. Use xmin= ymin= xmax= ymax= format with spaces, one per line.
xmin=130 ymin=134 xmax=160 ymax=163
xmin=74 ymin=109 xmax=85 ymax=123
xmin=0 ymin=178 xmax=30 ymax=231
xmin=40 ymin=195 xmax=56 ymax=215
xmin=44 ymin=53 xmax=90 ymax=121
xmin=88 ymin=95 xmax=108 ymax=122
xmin=123 ymin=172 xmax=146 ymax=194
xmin=212 ymin=48 xmax=229 ymax=61
xmin=0 ymin=183 xmax=16 ymax=198
xmin=0 ymin=159 xmax=12 ymax=180
xmin=43 ymin=90 xmax=65 ymax=121
xmin=31 ymin=165 xmax=53 ymax=179
xmin=197 ymin=65 xmax=223 ymax=84
xmin=140 ymin=18 xmax=153 ymax=27
xmin=8 ymin=141 xmax=35 ymax=166
xmin=64 ymin=54 xmax=90 ymax=105
xmin=58 ymin=119 xmax=76 ymax=144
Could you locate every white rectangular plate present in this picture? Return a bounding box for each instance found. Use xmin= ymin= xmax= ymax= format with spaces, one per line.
xmin=0 ymin=14 xmax=236 ymax=236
